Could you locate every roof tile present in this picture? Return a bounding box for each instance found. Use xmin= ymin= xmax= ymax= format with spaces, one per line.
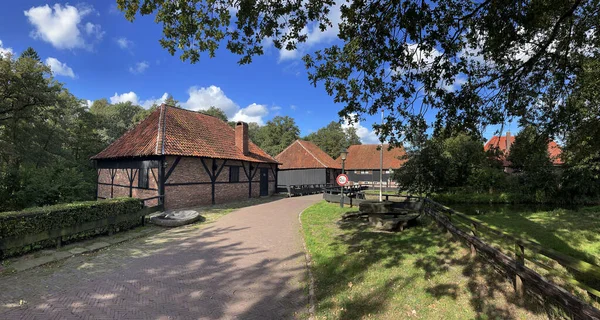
xmin=341 ymin=144 xmax=406 ymax=170
xmin=92 ymin=105 xmax=277 ymax=163
xmin=275 ymin=140 xmax=341 ymax=169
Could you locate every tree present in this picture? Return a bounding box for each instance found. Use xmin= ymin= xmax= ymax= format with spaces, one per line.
xmin=254 ymin=116 xmax=299 ymax=156
xmin=305 ymin=121 xmax=361 ymax=159
xmin=507 ymin=126 xmax=558 ymax=201
xmin=117 ymin=0 xmax=598 ymax=144
xmin=200 ymin=106 xmax=228 ymax=122
xmin=164 ymin=94 xmax=179 ymax=107
xmin=20 ymin=47 xmax=41 ymax=61
xmin=90 ymin=100 xmax=147 ymax=144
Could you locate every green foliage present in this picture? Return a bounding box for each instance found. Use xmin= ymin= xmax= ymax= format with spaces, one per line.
xmin=395 ymin=133 xmax=486 ymax=195
xmin=118 ymin=0 xmax=598 ymax=145
xmin=200 ymin=106 xmax=228 ymax=122
xmin=90 ymin=100 xmax=148 ymax=144
xmin=304 ymin=121 xmax=361 ymax=159
xmin=19 ymin=47 xmax=41 ymax=61
xmin=0 ymin=198 xmax=142 ymax=257
xmin=253 ymin=116 xmax=300 ymax=156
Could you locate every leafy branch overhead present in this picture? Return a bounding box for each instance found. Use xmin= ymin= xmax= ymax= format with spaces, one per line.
xmin=117 ymin=0 xmax=599 ymax=144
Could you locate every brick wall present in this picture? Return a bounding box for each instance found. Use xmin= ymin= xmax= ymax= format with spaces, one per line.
xmin=97 ymin=157 xmax=277 ymax=211
xmin=163 ymin=157 xmax=277 ymax=210
xmin=97 ymin=167 xmax=159 ymax=206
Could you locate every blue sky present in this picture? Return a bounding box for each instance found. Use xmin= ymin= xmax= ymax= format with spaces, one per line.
xmin=0 ymin=1 xmax=509 ymax=143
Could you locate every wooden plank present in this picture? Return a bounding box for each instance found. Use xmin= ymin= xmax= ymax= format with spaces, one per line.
xmin=426 ymin=207 xmax=600 ymax=319
xmin=425 ymin=199 xmax=600 ymax=280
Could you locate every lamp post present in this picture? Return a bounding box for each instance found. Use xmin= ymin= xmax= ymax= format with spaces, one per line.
xmin=340 ymin=148 xmax=348 ymax=208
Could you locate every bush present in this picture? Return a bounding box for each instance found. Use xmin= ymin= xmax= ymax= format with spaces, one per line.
xmin=0 ymin=198 xmax=143 ymax=258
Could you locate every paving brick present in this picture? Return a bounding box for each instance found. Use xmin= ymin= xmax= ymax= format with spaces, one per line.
xmin=0 ymin=195 xmax=321 ymax=319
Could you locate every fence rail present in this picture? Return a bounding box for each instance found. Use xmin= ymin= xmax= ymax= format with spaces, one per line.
xmin=278 ymin=184 xmax=337 ymax=197
xmin=423 ymin=198 xmax=600 ymax=319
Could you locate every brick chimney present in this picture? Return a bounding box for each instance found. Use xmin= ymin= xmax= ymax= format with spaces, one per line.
xmin=506 ymin=131 xmax=512 ymax=153
xmin=235 ymin=121 xmax=249 ymax=156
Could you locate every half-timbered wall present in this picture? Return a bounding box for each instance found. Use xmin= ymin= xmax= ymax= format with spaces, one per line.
xmin=162 ymin=156 xmax=276 ymax=210
xmin=97 ymin=166 xmax=160 ymax=206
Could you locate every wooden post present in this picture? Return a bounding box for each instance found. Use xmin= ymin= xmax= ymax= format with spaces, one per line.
xmin=515 ymin=242 xmax=525 ymax=299
xmin=56 ymin=237 xmax=62 ymax=249
xmin=470 ymin=222 xmax=477 ymax=257
xmin=446 ymin=210 xmax=452 ymax=236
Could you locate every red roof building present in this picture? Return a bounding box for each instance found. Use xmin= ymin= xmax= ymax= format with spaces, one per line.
xmin=92 ymin=104 xmax=278 ymax=210
xmin=275 ymin=140 xmax=341 ymax=186
xmin=483 ymin=132 xmax=563 ymax=168
xmin=341 ymin=144 xmax=406 ymax=188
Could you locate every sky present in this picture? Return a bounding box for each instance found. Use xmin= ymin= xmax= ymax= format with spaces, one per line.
xmin=0 ymin=1 xmax=509 ymax=144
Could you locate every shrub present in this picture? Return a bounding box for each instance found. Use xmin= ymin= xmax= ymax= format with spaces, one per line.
xmin=0 ymin=198 xmax=143 ymax=258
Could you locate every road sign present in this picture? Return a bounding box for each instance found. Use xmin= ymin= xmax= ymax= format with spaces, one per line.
xmin=336 ymin=174 xmax=349 ymax=186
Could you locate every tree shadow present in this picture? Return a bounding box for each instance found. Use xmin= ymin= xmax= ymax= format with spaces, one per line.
xmin=306 ymin=210 xmax=555 ymax=319
xmin=0 ymin=213 xmax=312 ymax=319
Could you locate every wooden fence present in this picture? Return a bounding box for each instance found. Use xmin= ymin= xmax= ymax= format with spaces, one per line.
xmin=278 ymin=184 xmax=338 ymax=197
xmin=423 ymin=198 xmax=600 ymax=319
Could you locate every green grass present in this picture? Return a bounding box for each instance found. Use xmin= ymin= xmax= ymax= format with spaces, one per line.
xmin=301 ymin=201 xmax=549 ymax=319
xmin=465 ymin=206 xmax=600 ymax=265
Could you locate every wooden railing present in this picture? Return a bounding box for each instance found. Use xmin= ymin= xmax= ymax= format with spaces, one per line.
xmin=423 ymin=198 xmax=600 ymax=319
xmin=278 ymin=184 xmax=337 ymax=197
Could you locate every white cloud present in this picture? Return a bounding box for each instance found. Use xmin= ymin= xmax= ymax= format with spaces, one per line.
xmin=110 ymin=91 xmax=169 ymax=108
xmin=278 ymin=2 xmax=342 ymax=61
xmin=24 ymin=4 xmax=102 ymax=50
xmin=84 ymin=22 xmax=104 ymax=40
xmin=182 ymin=85 xmax=239 ymax=116
xmin=182 ymin=85 xmax=270 ymax=124
xmin=0 ymin=40 xmax=13 ymax=57
xmin=129 ymin=61 xmax=149 ymax=74
xmin=110 ymin=91 xmax=139 ymax=105
xmin=342 ymin=115 xmax=380 ymax=144
xmin=45 ymin=57 xmax=76 ymax=78
xmin=116 ymin=37 xmax=133 ymax=49
xmin=290 ymin=105 xmax=297 ymax=111
xmin=271 ymin=106 xmax=282 ymax=111
xmin=231 ymin=103 xmax=269 ymax=125
xmin=141 ymin=92 xmax=168 ymax=109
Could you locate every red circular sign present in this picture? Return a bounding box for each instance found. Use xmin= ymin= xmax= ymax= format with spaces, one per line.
xmin=336 ymin=174 xmax=349 ymax=186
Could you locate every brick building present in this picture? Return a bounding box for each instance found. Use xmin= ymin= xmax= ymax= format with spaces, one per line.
xmin=484 ymin=132 xmax=563 ymax=173
xmin=91 ymin=104 xmax=278 ymax=210
xmin=341 ymin=144 xmax=406 ymax=188
xmin=275 ymin=139 xmax=341 ymax=186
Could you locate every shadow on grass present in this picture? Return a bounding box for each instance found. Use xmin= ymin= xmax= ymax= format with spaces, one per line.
xmin=305 ymin=204 xmax=554 ymax=319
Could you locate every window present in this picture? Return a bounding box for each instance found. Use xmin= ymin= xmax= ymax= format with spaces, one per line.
xmin=138 ymin=168 xmax=149 ymax=189
xmin=354 ymin=170 xmax=360 ymax=174
xmin=229 ymin=166 xmax=240 ymax=182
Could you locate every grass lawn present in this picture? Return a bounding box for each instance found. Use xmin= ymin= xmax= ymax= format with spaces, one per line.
xmin=301 ymin=201 xmax=551 ymax=319
xmin=452 ymin=205 xmax=600 ymax=266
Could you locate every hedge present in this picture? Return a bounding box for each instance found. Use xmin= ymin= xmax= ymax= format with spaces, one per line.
xmin=0 ymin=198 xmax=143 ymax=258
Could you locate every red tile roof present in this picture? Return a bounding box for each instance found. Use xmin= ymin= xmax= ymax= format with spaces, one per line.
xmin=275 ymin=140 xmax=341 ymax=169
xmin=92 ymin=105 xmax=277 ymax=163
xmin=484 ymin=134 xmax=563 ymax=166
xmin=340 ymin=144 xmax=406 ymax=170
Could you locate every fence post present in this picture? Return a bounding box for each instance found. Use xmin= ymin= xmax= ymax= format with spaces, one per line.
xmin=56 ymin=237 xmax=62 ymax=249
xmin=515 ymin=242 xmax=525 ymax=299
xmin=446 ymin=210 xmax=452 ymax=236
xmin=470 ymin=222 xmax=477 ymax=257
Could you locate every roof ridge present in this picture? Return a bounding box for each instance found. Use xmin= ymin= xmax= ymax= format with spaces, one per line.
xmin=155 ymin=105 xmax=165 ymax=155
xmin=297 ymin=140 xmax=327 ymax=168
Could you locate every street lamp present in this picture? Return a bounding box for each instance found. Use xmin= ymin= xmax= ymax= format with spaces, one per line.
xmin=340 ymin=148 xmax=348 ymax=208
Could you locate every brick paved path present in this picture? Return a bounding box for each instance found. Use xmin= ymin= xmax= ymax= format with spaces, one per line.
xmin=0 ymin=195 xmax=322 ymax=319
